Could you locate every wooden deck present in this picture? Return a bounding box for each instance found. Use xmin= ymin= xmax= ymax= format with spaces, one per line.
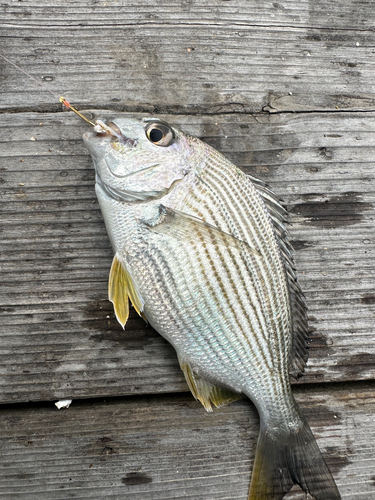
xmin=1 ymin=1 xmax=375 ymax=498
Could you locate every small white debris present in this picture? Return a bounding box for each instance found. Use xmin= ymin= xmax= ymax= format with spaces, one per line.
xmin=55 ymin=399 xmax=72 ymax=410
xmin=356 ymin=42 xmax=360 ymax=46
xmin=30 ymin=137 xmax=37 ymax=141
xmin=288 ymin=92 xmax=293 ymax=95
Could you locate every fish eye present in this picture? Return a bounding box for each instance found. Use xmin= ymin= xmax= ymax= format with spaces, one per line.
xmin=145 ymin=122 xmax=174 ymax=147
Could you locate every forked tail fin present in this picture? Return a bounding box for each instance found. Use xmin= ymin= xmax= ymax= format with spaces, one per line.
xmin=248 ymin=416 xmax=341 ymax=500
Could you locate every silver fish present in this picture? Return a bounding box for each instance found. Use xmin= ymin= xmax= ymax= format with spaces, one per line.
xmin=83 ymin=117 xmax=341 ymax=500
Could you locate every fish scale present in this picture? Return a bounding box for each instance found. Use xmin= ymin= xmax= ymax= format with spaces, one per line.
xmin=138 ymin=214 xmax=279 ymax=405
xmin=84 ymin=116 xmax=341 ymax=500
xmin=185 ymin=163 xmax=294 ymax=418
xmin=183 ymin=157 xmax=290 ymax=369
xmin=196 ymin=162 xmax=288 ymax=315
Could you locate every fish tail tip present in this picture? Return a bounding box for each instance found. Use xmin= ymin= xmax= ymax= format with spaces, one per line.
xmin=248 ymin=418 xmax=341 ymax=500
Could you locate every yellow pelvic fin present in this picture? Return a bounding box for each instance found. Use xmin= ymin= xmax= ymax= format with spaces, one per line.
xmin=178 ymin=357 xmax=243 ymax=412
xmin=108 ymin=254 xmax=144 ymax=329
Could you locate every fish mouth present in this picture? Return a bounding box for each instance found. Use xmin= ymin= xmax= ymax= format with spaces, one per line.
xmin=95 ymin=121 xmax=137 ymax=144
xmin=98 ymin=121 xmax=123 ymax=138
xmin=84 ymin=120 xmax=138 ymax=147
xmin=105 ymin=121 xmax=139 ymax=147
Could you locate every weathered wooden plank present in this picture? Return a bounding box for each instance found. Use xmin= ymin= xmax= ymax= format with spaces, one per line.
xmin=3 ymin=0 xmax=375 ymax=30
xmin=1 ymin=1 xmax=375 ymax=113
xmin=0 ymin=382 xmax=374 ymax=499
xmin=0 ymin=110 xmax=374 ymax=403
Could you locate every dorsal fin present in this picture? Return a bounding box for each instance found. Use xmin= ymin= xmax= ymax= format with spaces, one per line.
xmin=248 ymin=175 xmax=309 ymax=378
xmin=108 ymin=253 xmax=145 ymax=329
xmin=178 ymin=356 xmax=243 ymax=412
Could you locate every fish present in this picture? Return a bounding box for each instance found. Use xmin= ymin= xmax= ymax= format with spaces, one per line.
xmin=83 ymin=116 xmax=341 ymax=500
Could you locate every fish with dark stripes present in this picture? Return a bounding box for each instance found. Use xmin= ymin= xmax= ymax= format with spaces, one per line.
xmin=83 ymin=117 xmax=341 ymax=500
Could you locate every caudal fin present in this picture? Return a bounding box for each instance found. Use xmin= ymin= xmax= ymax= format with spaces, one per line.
xmin=248 ymin=416 xmax=341 ymax=500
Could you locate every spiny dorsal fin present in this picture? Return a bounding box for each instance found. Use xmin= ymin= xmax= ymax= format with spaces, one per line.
xmin=108 ymin=253 xmax=145 ymax=329
xmin=249 ymin=175 xmax=309 ymax=378
xmin=178 ymin=356 xmax=243 ymax=412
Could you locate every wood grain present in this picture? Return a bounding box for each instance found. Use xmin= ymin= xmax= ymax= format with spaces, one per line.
xmin=1 ymin=1 xmax=375 ymax=114
xmin=0 ymin=382 xmax=374 ymax=500
xmin=1 ymin=110 xmax=374 ymax=403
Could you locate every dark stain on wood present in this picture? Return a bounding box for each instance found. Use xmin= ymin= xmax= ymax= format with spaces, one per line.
xmin=303 ymin=403 xmax=343 ymax=429
xmin=361 ymin=294 xmax=375 ymax=305
xmin=332 ymin=353 xmax=375 ymax=378
xmin=308 ymin=332 xmax=332 ymax=349
xmin=291 ymin=240 xmax=313 ymax=251
xmin=88 ymin=436 xmax=119 ymax=460
xmin=324 ymin=446 xmax=352 ymax=475
xmin=83 ymin=300 xmax=123 ymax=333
xmin=4 ymin=473 xmax=34 ymax=480
xmin=121 ymin=472 xmax=153 ymax=486
xmin=85 ymin=300 xmax=159 ymax=346
xmin=290 ymin=192 xmax=372 ymax=228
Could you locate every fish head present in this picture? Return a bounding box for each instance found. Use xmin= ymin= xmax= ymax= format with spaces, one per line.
xmin=83 ymin=117 xmax=205 ymax=202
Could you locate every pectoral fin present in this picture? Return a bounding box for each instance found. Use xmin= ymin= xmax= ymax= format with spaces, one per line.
xmin=108 ymin=254 xmax=145 ymax=329
xmin=179 ymin=357 xmax=243 ymax=412
xmin=145 ymin=205 xmax=259 ymax=257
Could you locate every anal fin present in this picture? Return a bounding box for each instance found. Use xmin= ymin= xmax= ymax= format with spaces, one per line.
xmin=178 ymin=356 xmax=243 ymax=412
xmin=108 ymin=253 xmax=145 ymax=329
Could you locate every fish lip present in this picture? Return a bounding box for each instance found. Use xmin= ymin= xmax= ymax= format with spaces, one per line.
xmin=83 ymin=130 xmax=99 ymax=153
xmin=83 ymin=131 xmax=94 ymax=141
xmin=83 ymin=123 xmax=138 ymax=147
xmin=98 ymin=119 xmax=138 ymax=146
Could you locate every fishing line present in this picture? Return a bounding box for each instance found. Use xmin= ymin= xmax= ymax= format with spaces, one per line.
xmin=0 ymin=53 xmax=121 ymax=137
xmin=0 ymin=52 xmax=62 ymax=100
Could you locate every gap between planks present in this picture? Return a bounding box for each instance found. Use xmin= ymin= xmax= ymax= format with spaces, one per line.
xmin=0 ymin=380 xmax=374 ymax=500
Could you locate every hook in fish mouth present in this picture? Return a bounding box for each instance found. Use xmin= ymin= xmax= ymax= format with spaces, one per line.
xmin=94 ymin=120 xmax=138 ymax=147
